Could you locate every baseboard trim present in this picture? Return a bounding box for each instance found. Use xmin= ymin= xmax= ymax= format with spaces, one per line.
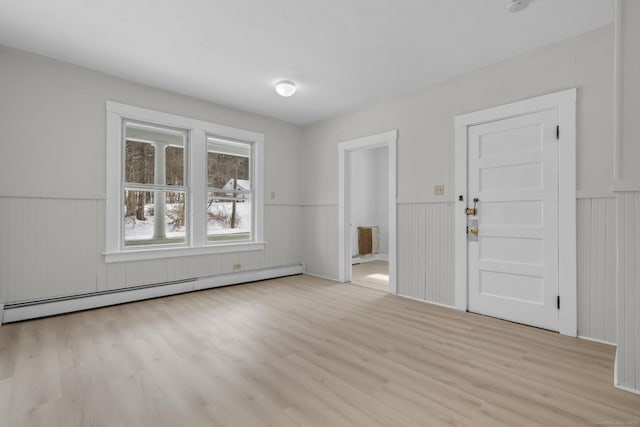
xmin=2 ymin=263 xmax=304 ymax=324
xmin=613 ymin=349 xmax=640 ymax=396
xmin=614 ymin=382 xmax=640 ymax=396
xmin=351 ymin=253 xmax=389 ymax=264
xmin=577 ymin=335 xmax=616 ymax=347
xmin=194 ymin=264 xmax=304 ymax=290
xmin=396 ymin=293 xmax=456 ymax=310
xmin=304 ymin=272 xmax=339 ymax=282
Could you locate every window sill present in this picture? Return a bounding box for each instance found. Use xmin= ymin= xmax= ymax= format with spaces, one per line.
xmin=104 ymin=241 xmax=266 ymax=263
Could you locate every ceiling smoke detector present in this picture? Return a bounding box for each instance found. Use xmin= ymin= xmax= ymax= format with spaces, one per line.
xmin=506 ymin=0 xmax=530 ymax=13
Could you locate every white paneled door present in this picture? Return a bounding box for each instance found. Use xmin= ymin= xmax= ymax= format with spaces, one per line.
xmin=467 ymin=110 xmax=559 ymax=331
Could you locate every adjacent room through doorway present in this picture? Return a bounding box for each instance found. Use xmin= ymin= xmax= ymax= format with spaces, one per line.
xmin=349 ymin=146 xmax=389 ymax=291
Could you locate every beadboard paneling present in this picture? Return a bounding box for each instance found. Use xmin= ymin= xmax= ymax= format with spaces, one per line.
xmin=0 ymin=197 xmax=303 ymax=304
xmin=616 ymin=191 xmax=640 ymax=391
xmin=577 ymin=197 xmax=617 ymax=344
xmin=395 ymin=198 xmax=617 ymax=343
xmin=300 ymin=204 xmax=338 ymax=279
xmin=397 ymin=202 xmax=455 ymax=306
xmin=0 ymin=195 xmax=624 ymax=357
xmin=302 ymin=202 xmax=455 ymax=305
xmin=0 ymin=197 xmax=104 ymax=302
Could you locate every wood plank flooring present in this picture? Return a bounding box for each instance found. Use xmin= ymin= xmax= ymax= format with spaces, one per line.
xmin=0 ymin=274 xmax=638 ymax=426
xmin=351 ymin=260 xmax=389 ymax=292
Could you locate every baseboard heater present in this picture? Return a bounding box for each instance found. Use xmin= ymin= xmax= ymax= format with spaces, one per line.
xmin=1 ymin=263 xmax=304 ymax=324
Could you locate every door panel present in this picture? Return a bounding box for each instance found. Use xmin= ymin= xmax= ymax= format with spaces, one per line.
xmin=468 ymin=110 xmax=559 ymax=331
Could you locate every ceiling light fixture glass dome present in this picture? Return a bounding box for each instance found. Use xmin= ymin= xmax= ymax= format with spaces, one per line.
xmin=506 ymin=0 xmax=530 ymax=13
xmin=275 ymin=80 xmax=296 ymax=97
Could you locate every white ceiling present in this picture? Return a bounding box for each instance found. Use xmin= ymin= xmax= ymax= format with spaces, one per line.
xmin=0 ymin=0 xmax=614 ymax=125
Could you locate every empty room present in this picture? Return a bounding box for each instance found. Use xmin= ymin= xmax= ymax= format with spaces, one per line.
xmin=1 ymin=0 xmax=639 ymax=425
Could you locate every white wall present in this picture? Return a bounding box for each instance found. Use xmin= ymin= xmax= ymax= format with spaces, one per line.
xmin=300 ymin=26 xmax=616 ymax=340
xmin=302 ymin=25 xmax=613 ymax=207
xmin=614 ymin=0 xmax=640 ymax=393
xmin=616 ymin=2 xmax=640 ymax=191
xmin=350 ymin=146 xmax=388 ymax=256
xmin=577 ymin=197 xmax=617 ymax=344
xmin=0 ymin=46 xmax=303 ymax=304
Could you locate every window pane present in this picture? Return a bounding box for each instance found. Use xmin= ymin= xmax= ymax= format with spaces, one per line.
xmin=125 ymin=140 xmax=155 ymax=184
xmin=125 ymin=122 xmax=185 ymax=186
xmin=207 ymin=192 xmax=251 ymax=242
xmin=165 ymin=146 xmax=184 ymax=186
xmin=124 ymin=189 xmax=186 ymax=246
xmin=207 ymin=138 xmax=250 ymax=189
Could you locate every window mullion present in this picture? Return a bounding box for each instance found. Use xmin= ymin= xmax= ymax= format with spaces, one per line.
xmin=123 ymin=183 xmax=188 ymax=192
xmin=190 ymin=129 xmax=207 ymax=247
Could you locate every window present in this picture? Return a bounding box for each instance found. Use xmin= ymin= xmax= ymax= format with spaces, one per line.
xmin=123 ymin=122 xmax=188 ymax=247
xmin=207 ymin=137 xmax=252 ymax=242
xmin=105 ymin=102 xmax=264 ymax=263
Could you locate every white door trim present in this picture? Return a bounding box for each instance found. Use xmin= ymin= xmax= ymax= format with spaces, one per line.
xmin=338 ymin=130 xmax=398 ymax=294
xmin=454 ymin=89 xmax=577 ymax=337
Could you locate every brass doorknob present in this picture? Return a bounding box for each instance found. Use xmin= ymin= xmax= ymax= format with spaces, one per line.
xmin=469 ymin=226 xmax=478 ymax=235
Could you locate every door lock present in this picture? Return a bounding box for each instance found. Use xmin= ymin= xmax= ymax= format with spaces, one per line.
xmin=467 ymin=219 xmax=478 ymax=242
xmin=465 ymin=198 xmax=479 ymax=216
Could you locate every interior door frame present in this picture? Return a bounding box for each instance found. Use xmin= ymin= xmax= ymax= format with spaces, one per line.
xmin=454 ymin=89 xmax=577 ymax=337
xmin=338 ymin=130 xmax=397 ymax=294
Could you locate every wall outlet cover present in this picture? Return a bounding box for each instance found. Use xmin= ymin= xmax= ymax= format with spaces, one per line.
xmin=434 ymin=184 xmax=445 ymax=195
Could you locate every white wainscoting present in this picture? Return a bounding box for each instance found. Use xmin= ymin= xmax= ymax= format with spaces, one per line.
xmin=615 ymin=191 xmax=640 ymax=392
xmin=397 ymin=202 xmax=455 ymax=306
xmin=577 ymin=197 xmax=617 ymax=344
xmin=0 ymin=196 xmax=303 ymax=305
xmin=0 ymin=197 xmax=105 ymax=302
xmin=301 ymin=199 xmax=617 ymax=346
xmin=397 ymin=198 xmax=616 ymax=344
xmin=1 ymin=195 xmax=623 ymax=352
xmin=300 ymin=204 xmax=339 ymax=280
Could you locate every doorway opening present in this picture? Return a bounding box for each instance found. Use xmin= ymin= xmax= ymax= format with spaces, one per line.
xmin=350 ymin=146 xmax=389 ymax=291
xmin=338 ymin=130 xmax=397 ymax=294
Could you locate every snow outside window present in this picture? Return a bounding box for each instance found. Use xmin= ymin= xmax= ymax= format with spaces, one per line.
xmin=206 ymin=137 xmax=253 ymax=243
xmin=105 ymin=101 xmax=265 ymax=263
xmin=123 ymin=122 xmax=188 ymax=248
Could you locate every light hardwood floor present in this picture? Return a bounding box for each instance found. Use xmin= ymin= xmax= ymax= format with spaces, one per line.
xmin=0 ymin=275 xmax=638 ymax=426
xmin=351 ymin=260 xmax=389 ymax=292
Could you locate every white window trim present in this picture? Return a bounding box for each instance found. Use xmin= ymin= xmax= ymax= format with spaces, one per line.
xmin=105 ymin=101 xmax=264 ymax=263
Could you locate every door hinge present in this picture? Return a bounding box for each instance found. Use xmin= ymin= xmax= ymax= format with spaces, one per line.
xmin=556 ymin=125 xmax=560 ymax=139
xmin=557 ymin=295 xmax=560 ymax=310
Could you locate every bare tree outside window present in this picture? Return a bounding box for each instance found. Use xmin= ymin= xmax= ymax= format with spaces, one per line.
xmin=207 ymin=139 xmax=252 ymax=241
xmin=123 ymin=123 xmax=187 ymax=246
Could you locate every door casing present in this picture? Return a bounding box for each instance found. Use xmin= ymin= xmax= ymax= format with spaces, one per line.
xmin=454 ymin=89 xmax=577 ymax=337
xmin=338 ymin=130 xmax=397 ymax=294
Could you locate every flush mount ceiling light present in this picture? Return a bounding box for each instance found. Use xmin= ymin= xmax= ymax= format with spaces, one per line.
xmin=506 ymin=0 xmax=530 ymax=13
xmin=275 ymin=80 xmax=296 ymax=97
